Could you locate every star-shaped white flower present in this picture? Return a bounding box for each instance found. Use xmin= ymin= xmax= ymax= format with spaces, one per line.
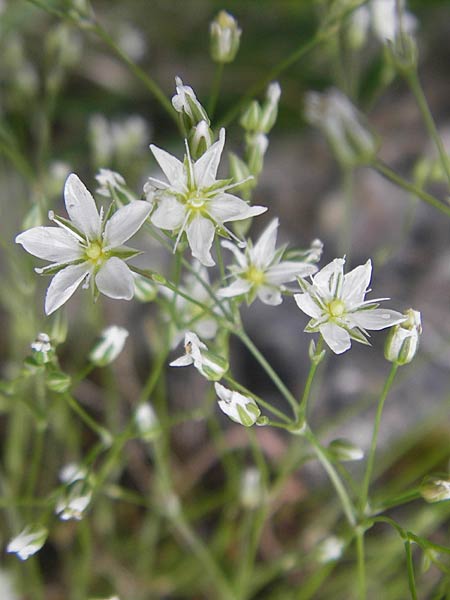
xmin=219 ymin=218 xmax=322 ymax=305
xmin=146 ymin=128 xmax=267 ymax=266
xmin=16 ymin=173 xmax=151 ymax=315
xmin=170 ymin=331 xmax=228 ymax=381
xmin=294 ymin=258 xmax=405 ymax=354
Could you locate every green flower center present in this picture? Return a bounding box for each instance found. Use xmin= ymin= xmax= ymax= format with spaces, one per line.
xmin=85 ymin=241 xmax=105 ymax=264
xmin=328 ymin=298 xmax=346 ymax=318
xmin=186 ymin=191 xmax=207 ymax=211
xmin=245 ymin=265 xmax=266 ymax=286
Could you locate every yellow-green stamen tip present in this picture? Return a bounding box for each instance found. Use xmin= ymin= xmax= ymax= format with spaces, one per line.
xmin=86 ymin=242 xmax=103 ymax=262
xmin=328 ymin=299 xmax=345 ymax=318
xmin=245 ymin=265 xmax=265 ymax=286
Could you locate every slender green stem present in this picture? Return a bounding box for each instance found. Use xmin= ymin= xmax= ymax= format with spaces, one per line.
xmin=236 ymin=330 xmax=298 ymax=417
xmin=356 ymin=528 xmax=366 ymax=600
xmin=209 ymin=63 xmax=224 ymax=119
xmin=297 ymin=336 xmax=324 ymax=421
xmin=63 ymin=393 xmax=112 ymax=446
xmin=224 ymin=374 xmax=291 ymax=423
xmin=304 ymin=427 xmax=356 ymax=527
xmin=404 ymin=70 xmax=450 ymax=188
xmin=360 ymin=364 xmax=398 ymax=512
xmin=373 ymin=160 xmax=450 ymax=217
xmin=404 ymin=540 xmax=418 ymax=600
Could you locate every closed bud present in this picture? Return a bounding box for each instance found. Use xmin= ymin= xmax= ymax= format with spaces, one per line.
xmin=246 ymin=132 xmax=269 ymax=176
xmin=385 ymin=309 xmax=421 ymax=366
xmin=215 ymin=382 xmax=261 ymax=427
xmin=420 ymin=475 xmax=450 ymax=503
xmin=134 ymin=403 xmax=160 ymax=442
xmin=240 ymin=467 xmax=264 ymax=509
xmin=308 ymin=339 xmax=326 ymax=365
xmin=315 ymin=536 xmax=345 ymax=564
xmin=31 ymin=333 xmax=54 ymax=365
xmin=259 ymin=82 xmax=281 ymax=133
xmin=89 ymin=326 xmax=129 ymax=367
xmin=210 ymin=10 xmax=241 ymax=64
xmin=56 ymin=479 xmax=92 ymax=521
xmin=240 ymin=101 xmax=262 ymax=132
xmin=188 ymin=120 xmax=214 ymax=159
xmin=386 ymin=30 xmax=418 ymax=73
xmin=328 ymin=438 xmax=364 ymax=462
xmin=172 ymin=77 xmax=210 ymax=132
xmin=7 ymin=525 xmax=48 ymax=560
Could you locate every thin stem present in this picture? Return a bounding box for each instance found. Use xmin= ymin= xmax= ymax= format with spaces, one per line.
xmin=209 ymin=62 xmax=224 ymax=119
xmin=404 ymin=540 xmax=418 ymax=600
xmin=356 ymin=528 xmax=366 ymax=600
xmin=297 ymin=336 xmax=324 ymax=421
xmin=404 ymin=70 xmax=450 ymax=188
xmin=373 ymin=160 xmax=450 ymax=217
xmin=304 ymin=427 xmax=356 ymax=527
xmin=360 ymin=364 xmax=398 ymax=512
xmin=63 ymin=393 xmax=112 ymax=446
xmin=236 ymin=330 xmax=298 ymax=417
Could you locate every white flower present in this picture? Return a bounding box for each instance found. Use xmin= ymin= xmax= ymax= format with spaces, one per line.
xmin=219 ymin=218 xmax=320 ymax=306
xmin=59 ymin=462 xmax=87 ymax=485
xmin=134 ymin=402 xmax=160 ymax=441
xmin=95 ymin=168 xmax=135 ymax=203
xmin=214 ymin=382 xmax=260 ymax=427
xmin=15 ymin=173 xmax=151 ymax=315
xmin=55 ymin=480 xmax=92 ymax=521
xmin=170 ymin=331 xmax=228 ymax=381
xmin=146 ymin=128 xmax=267 ymax=266
xmin=316 ymin=536 xmax=345 ymax=563
xmin=385 ymin=308 xmax=421 ymax=365
xmin=371 ymin=0 xmax=417 ymax=43
xmin=294 ymin=258 xmax=405 ymax=354
xmin=89 ymin=325 xmax=129 ymax=366
xmin=7 ymin=525 xmax=48 ymax=561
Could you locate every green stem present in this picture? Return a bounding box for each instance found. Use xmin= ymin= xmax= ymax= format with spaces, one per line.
xmin=224 ymin=374 xmax=291 ymax=423
xmin=304 ymin=427 xmax=356 ymax=527
xmin=373 ymin=160 xmax=450 ymax=217
xmin=360 ymin=364 xmax=398 ymax=512
xmin=404 ymin=540 xmax=418 ymax=600
xmin=63 ymin=393 xmax=112 ymax=446
xmin=356 ymin=528 xmax=366 ymax=600
xmin=236 ymin=330 xmax=298 ymax=417
xmin=404 ymin=70 xmax=450 ymax=188
xmin=297 ymin=336 xmax=324 ymax=421
xmin=209 ymin=62 xmax=224 ymax=119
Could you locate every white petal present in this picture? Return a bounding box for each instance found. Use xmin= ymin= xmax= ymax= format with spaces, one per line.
xmin=95 ymin=257 xmax=134 ymax=300
xmin=218 ymin=279 xmax=252 ymax=298
xmin=314 ymin=258 xmax=345 ymax=297
xmin=186 ymin=216 xmax=215 ymax=267
xmin=319 ymin=322 xmax=351 ymax=354
xmin=257 ymin=285 xmax=282 ymax=305
xmin=208 ymin=194 xmax=267 ymax=223
xmin=45 ymin=262 xmax=90 ymax=315
xmin=16 ymin=227 xmax=81 ymax=262
xmin=267 ymin=261 xmax=318 ymax=285
xmin=342 ymin=260 xmax=372 ymax=307
xmin=221 ymin=240 xmax=247 ymax=268
xmin=170 ymin=354 xmax=194 ymax=367
xmin=150 ymin=144 xmax=186 ymax=189
xmin=294 ymin=293 xmax=323 ymax=319
xmin=151 ymin=196 xmax=186 ymax=230
xmin=252 ymin=218 xmax=278 ymax=267
xmin=64 ymin=173 xmax=101 ymax=240
xmin=103 ymin=201 xmax=151 ymax=248
xmin=193 ymin=128 xmax=225 ymax=188
xmin=349 ymin=309 xmax=405 ymax=331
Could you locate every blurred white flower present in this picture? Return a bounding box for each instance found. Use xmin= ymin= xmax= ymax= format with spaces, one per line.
xmin=134 ymin=402 xmax=160 ymax=441
xmin=7 ymin=525 xmax=48 ymax=561
xmin=214 ymin=383 xmax=261 ymax=427
xmin=294 ymin=258 xmax=405 ymax=354
xmin=0 ymin=568 xmax=19 ymax=600
xmin=371 ymin=0 xmax=417 ymax=42
xmin=170 ymin=331 xmax=228 ymax=381
xmin=95 ymin=168 xmax=135 ymax=203
xmin=117 ymin=23 xmax=146 ymax=61
xmin=316 ymin=536 xmax=345 ymax=563
xmin=16 ymin=173 xmax=151 ymax=314
xmin=56 ymin=480 xmax=92 ymax=521
xmin=210 ymin=10 xmax=241 ymax=64
xmin=219 ymin=218 xmax=320 ymax=305
xmin=89 ymin=326 xmax=129 ymax=366
xmin=147 ymin=128 xmax=266 ymax=266
xmin=31 ymin=332 xmax=53 ymax=363
xmin=59 ymin=462 xmax=87 ymax=485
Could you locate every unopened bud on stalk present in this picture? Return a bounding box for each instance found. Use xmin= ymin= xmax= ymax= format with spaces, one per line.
xmin=215 ymin=382 xmax=261 ymax=427
xmin=31 ymin=333 xmax=54 ymax=365
xmin=7 ymin=525 xmax=48 ymax=561
xmin=240 ymin=101 xmax=262 ymax=132
xmin=246 ymin=132 xmax=269 ymax=176
xmin=386 ymin=30 xmax=418 ymax=72
xmin=420 ymin=475 xmax=450 ymax=503
xmin=384 ymin=308 xmax=421 ymax=366
xmin=259 ymin=82 xmax=281 ymax=133
xmin=188 ymin=120 xmax=214 ymax=159
xmin=134 ymin=402 xmax=160 ymax=441
xmin=240 ymin=467 xmax=264 ymax=509
xmin=315 ymin=536 xmax=345 ymax=563
xmin=210 ymin=10 xmax=241 ymax=64
xmin=328 ymin=438 xmax=364 ymax=462
xmin=89 ymin=326 xmax=129 ymax=367
xmin=172 ymin=77 xmax=210 ymax=132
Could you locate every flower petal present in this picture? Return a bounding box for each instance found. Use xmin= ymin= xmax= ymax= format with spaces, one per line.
xmin=314 ymin=258 xmax=345 ymax=298
xmin=186 ymin=216 xmax=215 ymax=267
xmin=103 ymin=201 xmax=151 ymax=248
xmin=342 ymin=259 xmax=372 ymax=307
xmin=170 ymin=354 xmax=194 ymax=367
xmin=16 ymin=227 xmax=81 ymax=262
xmin=45 ymin=262 xmax=90 ymax=315
xmin=348 ymin=308 xmax=405 ymax=331
xmin=151 ymin=196 xmax=186 ymax=230
xmin=221 ymin=240 xmax=247 ymax=268
xmin=319 ymin=322 xmax=351 ymax=354
xmin=208 ymin=194 xmax=267 ymax=223
xmin=294 ymin=293 xmax=323 ymax=319
xmin=267 ymin=261 xmax=317 ymax=285
xmin=252 ymin=218 xmax=279 ymax=267
xmin=150 ymin=144 xmax=186 ymax=190
xmin=95 ymin=257 xmax=134 ymax=300
xmin=218 ymin=278 xmax=252 ymax=298
xmin=193 ymin=128 xmax=225 ymax=188
xmin=64 ymin=173 xmax=101 ymax=240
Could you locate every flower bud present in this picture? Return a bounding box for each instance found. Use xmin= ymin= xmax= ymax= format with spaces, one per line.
xmin=214 ymin=382 xmax=261 ymax=427
xmin=172 ymin=77 xmax=210 ymax=132
xmin=246 ymin=132 xmax=269 ymax=176
xmin=347 ymin=5 xmax=370 ymax=50
xmin=7 ymin=525 xmax=48 ymax=560
xmin=259 ymin=82 xmax=281 ymax=133
xmin=89 ymin=326 xmax=129 ymax=367
xmin=31 ymin=332 xmax=54 ymax=365
xmin=134 ymin=402 xmax=160 ymax=442
xmin=386 ymin=30 xmax=418 ymax=73
xmin=209 ymin=11 xmax=241 ymax=64
xmin=420 ymin=475 xmax=450 ymax=503
xmin=384 ymin=309 xmax=421 ymax=366
xmin=240 ymin=467 xmax=264 ymax=509
xmin=315 ymin=536 xmax=345 ymax=564
xmin=188 ymin=120 xmax=214 ymax=160
xmin=240 ymin=101 xmax=262 ymax=132
xmin=328 ymin=438 xmax=364 ymax=462
xmin=56 ymin=480 xmax=92 ymax=521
